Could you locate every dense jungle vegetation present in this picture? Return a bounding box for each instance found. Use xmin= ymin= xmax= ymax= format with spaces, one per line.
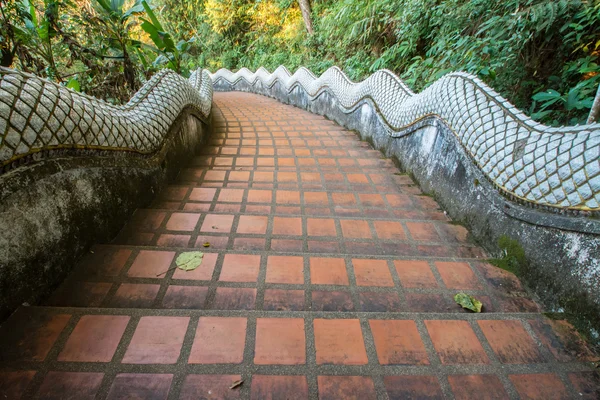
xmin=1 ymin=0 xmax=599 ymax=125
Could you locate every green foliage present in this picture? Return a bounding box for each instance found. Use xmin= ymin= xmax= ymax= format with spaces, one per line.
xmin=488 ymin=235 xmax=528 ymax=275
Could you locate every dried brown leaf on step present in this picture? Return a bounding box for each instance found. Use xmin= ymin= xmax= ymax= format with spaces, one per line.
xmin=454 ymin=292 xmax=483 ymax=313
xmin=175 ymin=251 xmax=204 ymax=271
xmin=230 ymin=379 xmax=243 ymax=389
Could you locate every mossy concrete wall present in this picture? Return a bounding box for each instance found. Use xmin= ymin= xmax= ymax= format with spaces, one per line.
xmin=214 ymin=79 xmax=600 ymax=342
xmin=0 ymin=109 xmax=211 ymax=319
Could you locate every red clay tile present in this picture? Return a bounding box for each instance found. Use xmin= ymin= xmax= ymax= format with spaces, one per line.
xmin=425 ymin=320 xmax=489 ymax=364
xmin=219 ymin=254 xmax=261 ymax=282
xmin=263 ymin=289 xmax=305 ymax=311
xmin=230 ymin=171 xmax=251 ymax=180
xmin=386 ymin=194 xmax=412 ymax=208
xmin=369 ymin=320 xmax=429 ymax=365
xmin=271 ymin=239 xmax=303 ymax=252
xmin=237 ymin=215 xmax=268 ymax=234
xmin=82 ymin=246 xmax=131 ymax=276
xmin=156 ymin=234 xmax=191 ymax=247
xmin=448 ymin=375 xmax=509 ymax=400
xmin=374 ymin=221 xmax=406 ymax=240
xmin=272 ymin=217 xmax=302 ymax=236
xmin=359 ymin=292 xmax=403 ymax=312
xmin=276 ymin=190 xmax=300 ymax=204
xmin=478 ymin=320 xmax=542 ymax=364
xmin=529 ymin=318 xmax=595 ymax=362
xmin=201 ymin=214 xmax=234 ymax=233
xmin=204 ymin=170 xmax=227 ymax=181
xmin=568 ymin=372 xmax=600 ymax=400
xmin=179 ymin=375 xmax=242 ymax=399
xmin=110 ymin=283 xmax=160 ymax=307
xmin=406 ymin=222 xmax=440 ymax=240
xmin=383 ymin=375 xmax=443 ymax=399
xmin=352 ymin=259 xmax=394 ymax=287
xmin=317 ymin=376 xmax=377 ymax=400
xmin=312 ymin=291 xmax=354 ymax=311
xmin=128 ymin=209 xmax=166 ymax=231
xmin=160 ymin=186 xmax=188 ymax=201
xmin=189 ymin=187 xmax=217 ymax=202
xmin=255 ymin=318 xmax=306 ymax=365
xmin=0 ymin=308 xmax=70 ymax=362
xmin=310 ymin=257 xmax=348 ymax=285
xmin=189 ymin=317 xmax=247 ymax=364
xmin=307 ymin=218 xmax=337 ymax=236
xmin=435 ymin=261 xmax=482 ymax=289
xmin=218 ymin=188 xmax=244 ymax=202
xmin=304 ymin=192 xmax=329 ymax=205
xmin=172 ymin=252 xmax=217 ymax=280
xmin=213 ymin=287 xmax=257 ymax=310
xmin=509 ymin=373 xmax=569 ymax=400
xmin=122 ymin=316 xmax=189 ymax=364
xmin=106 ymin=373 xmax=173 ymax=400
xmin=394 ymin=260 xmax=437 ymax=288
xmin=161 ymin=286 xmax=208 ymax=309
xmin=194 ymin=235 xmax=229 ymax=249
xmin=58 ymin=315 xmax=129 ymax=362
xmin=127 ymin=250 xmax=175 ymax=278
xmin=347 ymin=173 xmax=368 ymax=183
xmin=340 ymin=220 xmax=372 ymax=239
xmin=332 ymin=193 xmax=356 ymax=205
xmin=166 ymin=213 xmax=200 ymax=231
xmin=46 ymin=281 xmax=112 ymax=307
xmin=405 ymin=293 xmax=451 ymax=312
xmin=0 ymin=371 xmax=36 ymax=399
xmin=247 ymin=189 xmax=272 ymax=203
xmin=359 ymin=193 xmax=385 ymax=207
xmin=266 ymin=255 xmax=304 ymax=284
xmin=314 ymin=319 xmax=368 ymax=365
xmin=233 ymin=237 xmax=266 ymax=250
xmin=250 ymin=375 xmax=308 ymax=400
xmin=37 ymin=372 xmax=103 ymax=400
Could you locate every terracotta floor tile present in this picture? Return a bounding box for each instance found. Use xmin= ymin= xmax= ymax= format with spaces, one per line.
xmin=219 ymin=254 xmax=261 ymax=282
xmin=122 ymin=316 xmax=189 ymax=364
xmin=128 ymin=209 xmax=166 ymax=231
xmin=166 ymin=213 xmax=200 ymax=231
xmin=263 ymin=289 xmax=305 ymax=311
xmin=435 ymin=261 xmax=482 ymax=290
xmin=179 ymin=375 xmax=242 ymax=399
xmin=218 ymin=188 xmax=244 ymax=202
xmin=370 ymin=320 xmax=429 ymax=365
xmin=81 ymin=247 xmax=131 ymax=276
xmin=0 ymin=308 xmax=71 ymax=362
xmin=304 ymin=192 xmax=329 ymax=205
xmin=384 ymin=375 xmax=443 ymax=399
xmin=0 ymin=371 xmax=36 ymax=399
xmin=201 ymin=214 xmax=234 ymax=233
xmin=340 ymin=219 xmax=372 ymax=239
xmin=106 ymin=373 xmax=173 ymax=400
xmin=156 ymin=234 xmax=191 ymax=247
xmin=332 ymin=192 xmax=356 ymax=206
xmin=233 ymin=237 xmax=266 ymax=251
xmin=110 ymin=283 xmax=160 ymax=308
xmin=189 ymin=317 xmax=247 ymax=364
xmin=312 ymin=291 xmax=354 ymax=311
xmin=247 ymin=189 xmax=272 ymax=203
xmin=46 ymin=281 xmax=112 ymax=307
xmin=127 ymin=250 xmax=175 ymax=278
xmin=448 ymin=375 xmax=509 ymax=400
xmin=314 ymin=319 xmax=368 ymax=365
xmin=406 ymin=222 xmax=440 ymax=241
xmin=568 ymin=372 xmax=600 ymax=400
xmin=212 ymin=287 xmax=257 ymax=310
xmin=250 ymin=375 xmax=308 ymax=400
xmin=307 ymin=218 xmax=337 ymax=236
xmin=317 ymin=376 xmax=377 ymax=400
xmin=352 ymin=259 xmax=394 ymax=287
xmin=255 ymin=318 xmax=306 ymax=364
xmin=529 ymin=318 xmax=595 ymax=362
xmin=394 ymin=260 xmax=438 ymax=288
xmin=58 ymin=315 xmax=129 ymax=362
xmin=161 ymin=286 xmax=208 ymax=309
xmin=310 ymin=257 xmax=348 ymax=285
xmin=271 ymin=239 xmax=303 ymax=252
xmin=272 ymin=217 xmax=303 ymax=236
xmin=276 ymin=190 xmax=300 ymax=204
xmin=37 ymin=372 xmax=104 ymax=400
xmin=266 ymin=255 xmax=304 ymax=284
xmin=172 ymin=253 xmax=217 ymax=280
xmin=405 ymin=293 xmax=451 ymax=312
xmin=478 ymin=320 xmax=543 ymax=363
xmin=189 ymin=187 xmax=217 ymax=202
xmin=509 ymin=373 xmax=569 ymax=400
xmin=425 ymin=320 xmax=489 ymax=364
xmin=374 ymin=221 xmax=406 ymax=240
xmin=359 ymin=292 xmax=403 ymax=312
xmin=237 ymin=215 xmax=268 ymax=234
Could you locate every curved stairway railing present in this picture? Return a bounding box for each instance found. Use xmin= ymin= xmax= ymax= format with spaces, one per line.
xmin=211 ymin=66 xmax=600 ymax=213
xmin=0 ymin=67 xmax=213 ymax=171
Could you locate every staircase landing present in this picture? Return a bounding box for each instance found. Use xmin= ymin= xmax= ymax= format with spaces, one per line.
xmin=0 ymin=93 xmax=597 ymax=399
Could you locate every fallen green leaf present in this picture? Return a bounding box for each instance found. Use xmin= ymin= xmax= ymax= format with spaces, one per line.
xmin=176 ymin=251 xmax=204 ymax=271
xmin=454 ymin=292 xmax=482 ymax=313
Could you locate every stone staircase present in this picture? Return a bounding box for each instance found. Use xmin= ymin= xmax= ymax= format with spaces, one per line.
xmin=0 ymin=92 xmax=597 ymax=399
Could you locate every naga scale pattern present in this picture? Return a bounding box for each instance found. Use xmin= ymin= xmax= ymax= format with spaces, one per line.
xmin=0 ymin=67 xmax=213 ymax=170
xmin=211 ymin=66 xmax=600 ymax=212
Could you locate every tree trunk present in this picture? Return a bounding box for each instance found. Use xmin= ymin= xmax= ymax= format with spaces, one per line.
xmin=298 ymin=0 xmax=313 ymax=35
xmin=587 ymin=83 xmax=600 ymax=124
